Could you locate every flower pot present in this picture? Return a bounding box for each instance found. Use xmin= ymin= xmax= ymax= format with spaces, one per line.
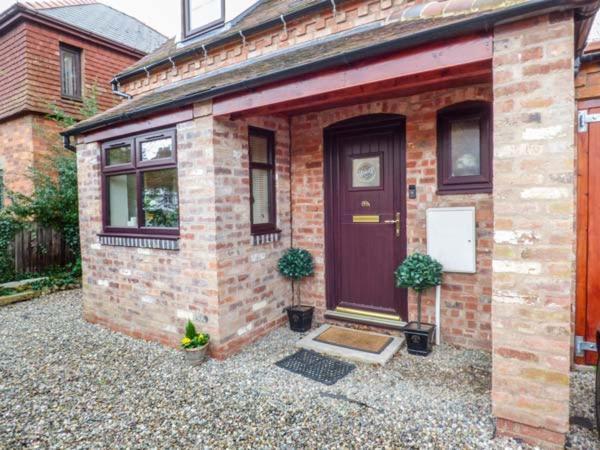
xmin=403 ymin=322 xmax=435 ymax=356
xmin=183 ymin=343 xmax=209 ymax=366
xmin=286 ymin=305 xmax=314 ymax=332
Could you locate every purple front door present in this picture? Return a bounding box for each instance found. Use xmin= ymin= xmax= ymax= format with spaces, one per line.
xmin=325 ymin=115 xmax=407 ymax=320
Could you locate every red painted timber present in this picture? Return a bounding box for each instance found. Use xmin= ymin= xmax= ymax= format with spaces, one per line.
xmin=213 ymin=33 xmax=492 ymax=117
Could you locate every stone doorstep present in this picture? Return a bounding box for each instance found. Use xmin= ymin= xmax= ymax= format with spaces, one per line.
xmin=296 ymin=324 xmax=405 ymax=365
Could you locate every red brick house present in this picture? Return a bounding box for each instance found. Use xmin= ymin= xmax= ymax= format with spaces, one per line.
xmin=0 ymin=0 xmax=166 ymax=202
xmin=62 ymin=0 xmax=600 ymax=447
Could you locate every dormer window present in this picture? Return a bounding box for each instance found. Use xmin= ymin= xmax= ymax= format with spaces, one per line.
xmin=182 ymin=0 xmax=225 ymax=39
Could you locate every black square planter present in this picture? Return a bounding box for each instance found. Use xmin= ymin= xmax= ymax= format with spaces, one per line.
xmin=286 ymin=305 xmax=314 ymax=332
xmin=403 ymin=322 xmax=435 ymax=356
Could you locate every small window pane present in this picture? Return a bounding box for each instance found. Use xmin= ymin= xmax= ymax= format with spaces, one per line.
xmin=140 ymin=138 xmax=173 ymax=162
xmin=188 ymin=0 xmax=222 ymax=31
xmin=61 ymin=47 xmax=81 ymax=98
xmin=251 ymin=168 xmax=270 ymax=225
xmin=143 ymin=169 xmax=179 ymax=228
xmin=108 ymin=174 xmax=137 ymax=227
xmin=249 ymin=134 xmax=269 ymax=163
xmin=450 ymin=119 xmax=481 ymax=177
xmin=352 ymin=156 xmax=381 ymax=188
xmin=106 ymin=145 xmax=131 ymax=166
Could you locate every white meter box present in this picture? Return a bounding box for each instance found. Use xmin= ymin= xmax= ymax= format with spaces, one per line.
xmin=426 ymin=207 xmax=476 ymax=274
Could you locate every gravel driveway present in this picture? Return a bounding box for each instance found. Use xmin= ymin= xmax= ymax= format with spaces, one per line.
xmin=0 ymin=290 xmax=597 ymax=449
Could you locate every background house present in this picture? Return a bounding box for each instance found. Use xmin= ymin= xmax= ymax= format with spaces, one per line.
xmin=63 ymin=0 xmax=599 ymax=447
xmin=0 ymin=0 xmax=166 ymax=204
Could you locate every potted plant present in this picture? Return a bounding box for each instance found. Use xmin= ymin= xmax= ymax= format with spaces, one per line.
xmin=180 ymin=320 xmax=210 ymax=366
xmin=277 ymin=247 xmax=315 ymax=332
xmin=395 ymin=253 xmax=443 ymax=356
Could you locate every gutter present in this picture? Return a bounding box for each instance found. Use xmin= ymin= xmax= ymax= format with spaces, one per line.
xmin=63 ymin=0 xmax=596 ymax=141
xmin=112 ymin=0 xmax=352 ymax=85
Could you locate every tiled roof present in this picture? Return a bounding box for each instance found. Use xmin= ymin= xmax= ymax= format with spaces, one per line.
xmin=20 ymin=1 xmax=167 ymax=53
xmin=64 ymin=0 xmax=599 ymax=136
xmin=119 ymin=0 xmax=341 ymax=77
xmin=67 ymin=12 xmax=487 ymax=133
xmin=118 ymin=0 xmax=532 ymax=79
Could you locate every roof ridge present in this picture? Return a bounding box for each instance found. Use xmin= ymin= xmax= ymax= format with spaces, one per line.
xmin=19 ymin=0 xmax=97 ymax=10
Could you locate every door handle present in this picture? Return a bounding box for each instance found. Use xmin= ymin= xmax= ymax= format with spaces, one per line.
xmin=383 ymin=212 xmax=401 ymax=237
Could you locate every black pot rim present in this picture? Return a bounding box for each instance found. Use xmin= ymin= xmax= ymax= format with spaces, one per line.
xmin=285 ymin=305 xmax=315 ymax=312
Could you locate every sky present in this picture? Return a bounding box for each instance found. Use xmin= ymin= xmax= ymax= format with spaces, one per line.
xmin=0 ymin=0 xmax=255 ymax=39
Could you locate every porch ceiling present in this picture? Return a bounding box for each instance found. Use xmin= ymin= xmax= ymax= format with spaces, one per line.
xmin=212 ymin=34 xmax=492 ymax=118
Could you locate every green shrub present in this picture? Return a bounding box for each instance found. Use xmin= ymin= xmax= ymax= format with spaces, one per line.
xmin=395 ymin=253 xmax=443 ymax=327
xmin=277 ymin=248 xmax=314 ymax=306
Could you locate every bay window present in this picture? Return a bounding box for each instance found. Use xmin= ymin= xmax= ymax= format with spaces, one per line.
xmin=102 ymin=129 xmax=179 ymax=236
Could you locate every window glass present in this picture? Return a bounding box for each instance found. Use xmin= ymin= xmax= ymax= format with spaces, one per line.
xmin=108 ymin=174 xmax=137 ymax=227
xmin=61 ymin=46 xmax=81 ymax=98
xmin=140 ymin=138 xmax=173 ymax=162
xmin=251 ymin=168 xmax=270 ymax=225
xmin=188 ymin=0 xmax=223 ymax=32
xmin=352 ymin=156 xmax=381 ymax=188
xmin=142 ymin=169 xmax=179 ymax=228
xmin=450 ymin=119 xmax=480 ymax=177
xmin=106 ymin=145 xmax=131 ymax=166
xmin=249 ymin=134 xmax=269 ymax=163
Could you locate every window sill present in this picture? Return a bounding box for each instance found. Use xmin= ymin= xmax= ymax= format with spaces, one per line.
xmin=98 ymin=233 xmax=179 ymax=250
xmin=251 ymin=229 xmax=281 ymax=246
xmin=437 ymin=186 xmax=492 ymax=196
xmin=61 ymin=95 xmax=83 ymax=103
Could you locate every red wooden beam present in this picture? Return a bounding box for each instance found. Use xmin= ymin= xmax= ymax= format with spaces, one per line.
xmin=213 ymin=33 xmax=492 ymax=118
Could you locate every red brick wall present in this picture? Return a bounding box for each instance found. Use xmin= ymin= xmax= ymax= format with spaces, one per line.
xmin=211 ymin=115 xmax=292 ymax=358
xmin=22 ymin=21 xmax=140 ymax=119
xmin=492 ymin=13 xmax=575 ymax=448
xmin=290 ymin=84 xmax=493 ymax=350
xmin=0 ymin=115 xmax=35 ymax=197
xmin=0 ymin=19 xmax=144 ymax=197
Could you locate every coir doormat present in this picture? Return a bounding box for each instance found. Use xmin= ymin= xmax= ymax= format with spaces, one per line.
xmin=275 ymin=349 xmax=355 ymax=385
xmin=314 ymin=326 xmax=394 ymax=355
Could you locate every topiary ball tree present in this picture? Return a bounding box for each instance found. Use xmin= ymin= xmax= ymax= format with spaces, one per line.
xmin=395 ymin=253 xmax=443 ymax=328
xmin=278 ymin=248 xmax=314 ymax=306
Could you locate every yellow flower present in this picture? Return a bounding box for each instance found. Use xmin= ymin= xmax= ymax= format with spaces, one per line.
xmin=181 ymin=337 xmax=192 ymax=345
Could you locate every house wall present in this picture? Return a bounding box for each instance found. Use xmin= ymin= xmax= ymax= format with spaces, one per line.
xmin=0 ymin=18 xmax=144 ymax=198
xmin=211 ymin=114 xmax=292 ymax=358
xmin=0 ymin=115 xmax=35 ymax=198
xmin=77 ymin=114 xmax=222 ymax=348
xmin=21 ymin=21 xmax=140 ymax=119
xmin=121 ymin=0 xmax=408 ymax=97
xmin=0 ymin=22 xmax=29 ymax=121
xmin=491 ymin=12 xmax=575 ymax=448
xmin=289 ymin=84 xmax=494 ymax=350
xmin=77 ymin=105 xmax=293 ymax=358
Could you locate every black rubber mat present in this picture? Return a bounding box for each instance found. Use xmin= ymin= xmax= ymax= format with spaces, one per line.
xmin=275 ymin=349 xmax=356 ymax=385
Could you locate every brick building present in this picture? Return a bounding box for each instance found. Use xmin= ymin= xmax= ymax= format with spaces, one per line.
xmin=0 ymin=0 xmax=166 ymax=200
xmin=62 ymin=0 xmax=600 ymax=447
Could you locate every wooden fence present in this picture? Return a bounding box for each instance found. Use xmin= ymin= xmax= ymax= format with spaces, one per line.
xmin=11 ymin=225 xmax=74 ymax=274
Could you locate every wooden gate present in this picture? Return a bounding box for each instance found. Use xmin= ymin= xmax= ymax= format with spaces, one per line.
xmin=576 ymin=100 xmax=600 ymax=365
xmin=10 ymin=225 xmax=74 ymax=275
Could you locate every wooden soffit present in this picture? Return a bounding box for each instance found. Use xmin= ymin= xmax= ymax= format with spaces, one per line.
xmin=213 ymin=33 xmax=492 ymax=118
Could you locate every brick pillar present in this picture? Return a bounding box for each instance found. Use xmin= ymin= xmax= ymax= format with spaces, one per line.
xmin=492 ymin=13 xmax=575 ymax=449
